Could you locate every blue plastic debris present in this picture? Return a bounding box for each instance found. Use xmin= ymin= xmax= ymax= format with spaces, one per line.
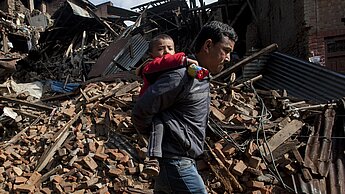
xmin=48 ymin=80 xmax=80 ymax=93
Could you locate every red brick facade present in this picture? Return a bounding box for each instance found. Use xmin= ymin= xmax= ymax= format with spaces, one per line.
xmin=255 ymin=0 xmax=345 ymax=72
xmin=304 ymin=0 xmax=345 ymax=72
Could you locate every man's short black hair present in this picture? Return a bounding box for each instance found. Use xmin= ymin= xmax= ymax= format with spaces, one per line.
xmin=194 ymin=21 xmax=238 ymax=53
xmin=149 ymin=34 xmax=174 ymax=52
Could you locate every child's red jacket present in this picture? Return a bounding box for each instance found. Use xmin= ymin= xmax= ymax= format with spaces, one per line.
xmin=139 ymin=52 xmax=186 ymax=96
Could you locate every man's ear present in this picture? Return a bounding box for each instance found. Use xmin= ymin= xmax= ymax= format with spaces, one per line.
xmin=203 ymin=39 xmax=213 ymax=53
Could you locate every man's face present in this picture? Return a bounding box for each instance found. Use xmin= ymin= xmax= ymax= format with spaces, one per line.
xmin=150 ymin=38 xmax=175 ymax=58
xmin=206 ymin=36 xmax=235 ymax=74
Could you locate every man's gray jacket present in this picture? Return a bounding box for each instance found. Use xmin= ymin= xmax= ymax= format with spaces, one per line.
xmin=132 ymin=67 xmax=210 ymax=159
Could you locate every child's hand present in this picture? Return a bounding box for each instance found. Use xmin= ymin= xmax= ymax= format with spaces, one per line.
xmin=187 ymin=58 xmax=199 ymax=66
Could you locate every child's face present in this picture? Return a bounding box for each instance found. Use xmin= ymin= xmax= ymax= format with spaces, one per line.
xmin=150 ymin=38 xmax=175 ymax=58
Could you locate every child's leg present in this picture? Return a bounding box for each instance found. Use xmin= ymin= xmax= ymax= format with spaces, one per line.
xmin=143 ymin=117 xmax=164 ymax=177
xmin=148 ymin=117 xmax=164 ymax=158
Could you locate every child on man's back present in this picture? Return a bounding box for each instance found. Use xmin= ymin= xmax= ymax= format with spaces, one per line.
xmin=136 ymin=34 xmax=208 ymax=177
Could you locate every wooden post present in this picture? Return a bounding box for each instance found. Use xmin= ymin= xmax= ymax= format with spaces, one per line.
xmin=6 ymin=0 xmax=15 ymax=15
xmin=40 ymin=0 xmax=47 ymax=13
xmin=28 ymin=0 xmax=34 ymax=12
xmin=2 ymin=31 xmax=8 ymax=53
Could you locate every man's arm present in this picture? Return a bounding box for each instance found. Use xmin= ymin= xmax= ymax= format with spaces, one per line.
xmin=132 ymin=70 xmax=185 ymax=131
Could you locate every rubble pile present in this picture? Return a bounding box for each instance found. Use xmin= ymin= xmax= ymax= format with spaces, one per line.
xmin=0 ymin=73 xmax=336 ymax=193
xmin=13 ymin=31 xmax=115 ymax=83
xmin=202 ymin=82 xmax=337 ymax=193
xmin=1 ymin=0 xmax=128 ymax=84
xmin=0 ymin=7 xmax=43 ymax=80
xmin=0 ymin=79 xmax=154 ymax=193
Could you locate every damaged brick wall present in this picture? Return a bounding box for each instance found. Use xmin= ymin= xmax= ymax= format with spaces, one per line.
xmin=254 ymin=0 xmax=308 ymax=59
xmin=305 ymin=0 xmax=345 ymax=72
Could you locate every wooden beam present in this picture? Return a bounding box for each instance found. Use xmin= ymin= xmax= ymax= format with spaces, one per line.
xmin=86 ymin=7 xmax=118 ymax=37
xmin=0 ymin=96 xmax=54 ymax=111
xmin=234 ymin=74 xmax=263 ymax=89
xmin=246 ymin=0 xmax=257 ymax=22
xmin=212 ymin=43 xmax=278 ymax=80
xmin=28 ymin=0 xmax=34 ymax=12
xmin=230 ymin=1 xmax=247 ymax=27
xmin=38 ymin=165 xmax=63 ymax=183
xmin=40 ymin=91 xmax=79 ymax=102
xmin=260 ymin=120 xmax=304 ymax=156
xmin=265 ymin=140 xmax=298 ymax=162
xmin=1 ymin=31 xmax=8 ymax=53
xmin=35 ymin=110 xmax=82 ymax=172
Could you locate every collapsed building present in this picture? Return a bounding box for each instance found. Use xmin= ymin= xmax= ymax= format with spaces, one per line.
xmin=0 ymin=0 xmax=345 ymax=193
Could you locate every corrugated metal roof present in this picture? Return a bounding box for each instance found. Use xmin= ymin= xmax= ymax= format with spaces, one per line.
xmin=88 ymin=33 xmax=148 ymax=78
xmin=296 ymin=174 xmax=327 ymax=194
xmin=256 ymin=52 xmax=345 ymax=103
xmin=327 ymin=105 xmax=345 ymax=194
xmin=103 ymin=34 xmax=148 ymax=75
xmin=328 ymin=158 xmax=345 ymax=194
xmin=304 ymin=108 xmax=333 ymax=177
xmin=242 ymin=55 xmax=268 ymax=81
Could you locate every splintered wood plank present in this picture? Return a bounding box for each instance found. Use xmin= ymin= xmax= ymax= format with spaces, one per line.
xmin=260 ymin=120 xmax=304 ymax=155
xmin=265 ymin=140 xmax=298 ymax=162
xmin=35 ymin=110 xmax=82 ymax=172
xmin=0 ymin=96 xmax=54 ymax=111
xmin=113 ymin=81 xmax=140 ymax=97
xmin=80 ymin=88 xmax=90 ymax=102
xmin=210 ymin=106 xmax=226 ymax=121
